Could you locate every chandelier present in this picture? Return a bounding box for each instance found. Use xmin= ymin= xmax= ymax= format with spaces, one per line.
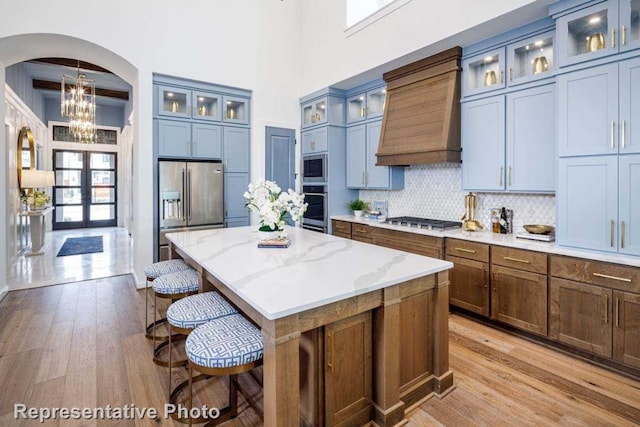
xmin=61 ymin=66 xmax=96 ymax=143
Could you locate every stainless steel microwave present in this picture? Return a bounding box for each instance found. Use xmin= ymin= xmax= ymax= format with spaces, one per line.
xmin=302 ymin=153 xmax=327 ymax=182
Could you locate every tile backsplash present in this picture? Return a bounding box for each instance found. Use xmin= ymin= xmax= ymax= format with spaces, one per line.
xmin=360 ymin=163 xmax=556 ymax=232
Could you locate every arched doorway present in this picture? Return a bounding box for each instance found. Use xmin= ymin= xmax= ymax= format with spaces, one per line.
xmin=0 ymin=34 xmax=140 ymax=293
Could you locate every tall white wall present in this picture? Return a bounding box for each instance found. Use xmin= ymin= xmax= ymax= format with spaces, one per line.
xmin=299 ymin=0 xmax=553 ymax=94
xmin=0 ymin=0 xmax=302 ymax=287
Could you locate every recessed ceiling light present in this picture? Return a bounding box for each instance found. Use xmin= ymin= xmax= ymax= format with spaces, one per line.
xmin=534 ymin=40 xmax=544 ymax=47
xmin=484 ymin=56 xmax=494 ymax=62
xmin=167 ymin=93 xmax=174 ymax=97
xmin=198 ymin=97 xmax=204 ymax=101
xmin=589 ymin=16 xmax=601 ymax=24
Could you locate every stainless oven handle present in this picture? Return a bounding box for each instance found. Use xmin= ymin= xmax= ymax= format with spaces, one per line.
xmin=303 ymin=192 xmax=327 ymax=196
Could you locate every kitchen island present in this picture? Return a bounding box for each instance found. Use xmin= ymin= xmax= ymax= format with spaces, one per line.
xmin=166 ymin=226 xmax=454 ymax=426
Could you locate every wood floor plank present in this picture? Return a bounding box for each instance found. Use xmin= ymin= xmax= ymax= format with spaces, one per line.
xmin=59 ymin=325 xmax=96 ymax=427
xmin=96 ymin=330 xmax=133 ymax=427
xmin=33 ymin=320 xmax=74 ymax=384
xmin=19 ymin=310 xmax=56 ymax=352
xmin=0 ymin=349 xmax=43 ymax=418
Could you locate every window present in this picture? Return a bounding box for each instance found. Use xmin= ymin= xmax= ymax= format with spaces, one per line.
xmin=346 ymin=0 xmax=412 ymax=35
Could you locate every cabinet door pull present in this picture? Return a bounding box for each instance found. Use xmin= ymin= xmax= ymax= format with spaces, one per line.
xmin=508 ymin=166 xmax=512 ymax=186
xmin=327 ymin=333 xmax=334 ymax=373
xmin=611 ymin=27 xmax=616 ymax=48
xmin=615 ymin=297 xmax=620 ymax=327
xmin=621 ymin=220 xmax=626 ymax=249
xmin=365 ymin=171 xmax=368 ymax=187
xmin=500 ymin=70 xmax=504 ymax=84
xmin=604 ymin=294 xmax=609 ymax=324
xmin=593 ymin=272 xmax=632 ymax=283
xmin=611 ymin=121 xmax=616 ymax=149
xmin=455 ymin=247 xmax=476 ymax=254
xmin=509 ymin=67 xmax=513 ymax=82
xmin=622 ymin=25 xmax=627 ymax=46
xmin=362 ymin=171 xmax=365 ymax=186
xmin=310 ymin=141 xmax=316 ymax=151
xmin=621 ymin=120 xmax=626 ymax=149
xmin=499 ymin=166 xmax=503 ymax=186
xmin=610 ymin=219 xmax=615 ymax=247
xmin=503 ymin=256 xmax=530 ymax=264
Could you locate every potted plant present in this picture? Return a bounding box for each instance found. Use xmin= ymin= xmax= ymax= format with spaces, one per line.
xmin=347 ymin=199 xmax=369 ymax=217
xmin=20 ymin=190 xmax=51 ymax=210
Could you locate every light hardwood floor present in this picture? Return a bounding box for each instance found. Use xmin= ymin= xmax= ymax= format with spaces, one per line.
xmin=0 ymin=276 xmax=638 ymax=426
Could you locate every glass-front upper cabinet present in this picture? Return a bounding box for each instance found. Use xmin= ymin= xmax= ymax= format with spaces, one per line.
xmin=192 ymin=91 xmax=221 ymax=122
xmin=347 ymin=87 xmax=387 ymax=123
xmin=462 ymin=47 xmax=506 ymax=97
xmin=302 ymin=97 xmax=328 ymax=128
xmin=555 ymin=1 xmax=619 ymax=67
xmin=157 ymin=85 xmax=191 ymax=119
xmin=507 ymin=31 xmax=555 ymax=85
xmin=366 ymin=87 xmax=386 ymax=119
xmin=621 ymin=0 xmax=640 ymax=51
xmin=223 ymin=96 xmax=249 ymax=125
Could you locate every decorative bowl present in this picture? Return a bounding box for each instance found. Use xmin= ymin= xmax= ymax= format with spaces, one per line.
xmin=523 ymin=224 xmax=555 ymax=235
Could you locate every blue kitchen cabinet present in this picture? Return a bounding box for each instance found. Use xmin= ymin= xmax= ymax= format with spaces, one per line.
xmin=462 ymin=47 xmax=506 ymax=97
xmin=462 ymin=96 xmax=506 ymax=191
xmin=301 ymin=127 xmax=328 ymax=155
xmin=192 ymin=123 xmax=222 ymax=159
xmin=553 ymin=1 xmax=619 ymax=67
xmin=157 ymin=85 xmax=192 ymax=119
xmin=346 ymin=121 xmax=403 ymax=189
xmin=619 ymin=56 xmax=640 ymax=154
xmin=301 ymin=92 xmax=346 ymax=129
xmin=223 ymin=127 xmax=250 ymax=173
xmin=302 ymin=97 xmax=329 ymax=128
xmin=619 ymin=154 xmax=640 ymax=256
xmin=558 ymin=63 xmax=618 ymax=157
xmin=223 ymin=96 xmax=250 ymax=125
xmin=506 ymin=85 xmax=556 ymax=192
xmin=157 ymin=120 xmax=222 ymax=160
xmin=224 ymin=172 xmax=250 ymax=225
xmin=557 ymin=156 xmax=618 ymax=252
xmin=157 ymin=119 xmax=191 ymax=158
xmin=506 ymin=31 xmax=555 ymax=86
xmin=192 ymin=91 xmax=222 ymax=122
xmin=346 ymin=125 xmax=366 ymax=187
xmin=346 ymin=86 xmax=387 ymax=123
xmin=552 ymin=0 xmax=640 ymax=64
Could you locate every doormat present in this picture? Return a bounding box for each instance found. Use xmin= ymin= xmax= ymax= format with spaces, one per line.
xmin=56 ymin=236 xmax=104 ymax=257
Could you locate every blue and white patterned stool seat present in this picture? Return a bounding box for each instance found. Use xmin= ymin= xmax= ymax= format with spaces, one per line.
xmin=152 ymin=269 xmax=200 ymax=295
xmin=144 ymin=259 xmax=190 ymax=279
xmin=186 ymin=313 xmax=263 ymax=369
xmin=167 ymin=292 xmax=237 ymax=329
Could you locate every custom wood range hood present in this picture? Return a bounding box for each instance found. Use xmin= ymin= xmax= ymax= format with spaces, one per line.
xmin=376 ymin=46 xmax=462 ymax=166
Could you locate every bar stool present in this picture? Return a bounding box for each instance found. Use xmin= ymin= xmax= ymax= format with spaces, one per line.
xmin=144 ymin=259 xmax=191 ymax=339
xmin=166 ymin=292 xmax=237 ymax=403
xmin=180 ymin=313 xmax=264 ymax=425
xmin=151 ymin=268 xmax=201 ymax=366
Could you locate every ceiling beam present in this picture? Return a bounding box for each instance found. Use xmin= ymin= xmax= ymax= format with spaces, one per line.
xmin=32 ymin=79 xmax=130 ymax=101
xmin=28 ymin=58 xmax=113 ymax=74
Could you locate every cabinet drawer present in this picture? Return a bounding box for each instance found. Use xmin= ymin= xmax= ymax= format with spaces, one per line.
xmin=302 ymin=128 xmax=328 ymax=154
xmin=491 ymin=246 xmax=547 ymax=274
xmin=550 ymin=255 xmax=640 ymax=293
xmin=332 ymin=220 xmax=352 ymax=236
xmin=352 ymin=223 xmax=372 ymax=240
xmin=372 ymin=228 xmax=443 ymax=259
xmin=446 ymin=239 xmax=489 ymax=262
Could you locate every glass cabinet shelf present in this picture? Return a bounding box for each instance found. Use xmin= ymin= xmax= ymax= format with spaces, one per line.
xmin=463 ymin=48 xmax=506 ymax=96
xmin=367 ymin=87 xmax=386 ymax=118
xmin=348 ymin=95 xmax=366 ymax=123
xmin=567 ymin=9 xmax=609 ymax=58
xmin=508 ymin=31 xmax=555 ymax=84
xmin=158 ymin=86 xmax=190 ymax=118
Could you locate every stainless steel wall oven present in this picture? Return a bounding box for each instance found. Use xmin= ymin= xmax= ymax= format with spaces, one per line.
xmin=302 ymin=185 xmax=327 ymax=232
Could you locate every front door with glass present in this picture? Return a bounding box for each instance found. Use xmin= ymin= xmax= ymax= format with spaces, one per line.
xmin=53 ymin=150 xmax=117 ymax=230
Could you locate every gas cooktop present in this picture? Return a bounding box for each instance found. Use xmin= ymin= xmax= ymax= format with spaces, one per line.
xmin=385 ymin=216 xmax=462 ymax=231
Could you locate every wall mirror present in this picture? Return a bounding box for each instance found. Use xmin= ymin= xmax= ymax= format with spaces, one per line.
xmin=17 ymin=126 xmax=35 ymax=189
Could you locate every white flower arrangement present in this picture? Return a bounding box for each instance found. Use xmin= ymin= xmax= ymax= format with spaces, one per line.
xmin=244 ymin=179 xmax=308 ymax=233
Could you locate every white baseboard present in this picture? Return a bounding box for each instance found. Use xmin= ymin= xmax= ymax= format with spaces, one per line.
xmin=0 ymin=285 xmax=8 ymax=303
xmin=132 ymin=270 xmax=146 ymax=289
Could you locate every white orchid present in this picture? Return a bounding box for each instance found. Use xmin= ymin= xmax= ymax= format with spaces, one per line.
xmin=244 ymin=179 xmax=308 ymax=232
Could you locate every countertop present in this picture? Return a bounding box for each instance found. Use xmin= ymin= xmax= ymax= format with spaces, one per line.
xmin=331 ymin=215 xmax=640 ymax=268
xmin=166 ymin=226 xmax=453 ymax=320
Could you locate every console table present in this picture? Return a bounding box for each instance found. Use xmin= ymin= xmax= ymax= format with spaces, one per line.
xmin=167 ymin=226 xmax=454 ymax=426
xmin=19 ymin=206 xmax=54 ymax=256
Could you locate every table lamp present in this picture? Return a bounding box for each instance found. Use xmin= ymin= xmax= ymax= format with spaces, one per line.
xmin=21 ymin=170 xmax=55 ymax=192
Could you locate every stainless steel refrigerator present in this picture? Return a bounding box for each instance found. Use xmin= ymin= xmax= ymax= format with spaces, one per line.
xmin=158 ymin=160 xmax=223 ymax=260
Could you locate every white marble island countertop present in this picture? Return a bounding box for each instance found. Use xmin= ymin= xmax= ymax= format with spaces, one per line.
xmin=166 ymin=226 xmax=453 ymax=320
xmin=331 ymin=215 xmax=640 ymax=268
